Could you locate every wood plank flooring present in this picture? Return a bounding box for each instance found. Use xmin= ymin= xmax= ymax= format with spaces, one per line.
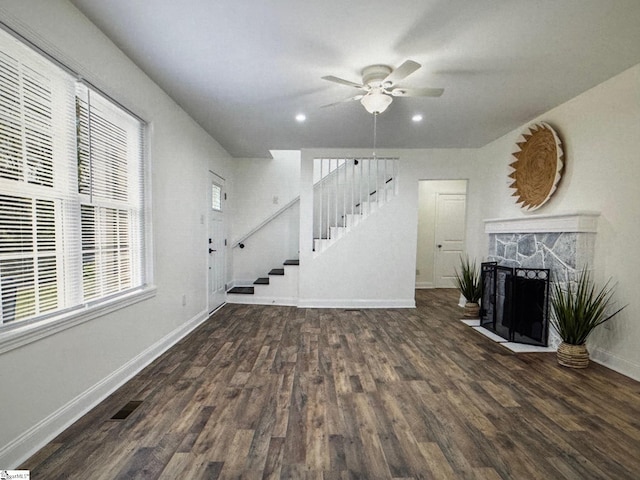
xmin=21 ymin=289 xmax=640 ymax=479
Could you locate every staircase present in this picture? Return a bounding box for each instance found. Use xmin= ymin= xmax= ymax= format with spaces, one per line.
xmin=313 ymin=162 xmax=397 ymax=253
xmin=226 ymin=259 xmax=299 ymax=306
xmin=226 ymin=156 xmax=399 ymax=307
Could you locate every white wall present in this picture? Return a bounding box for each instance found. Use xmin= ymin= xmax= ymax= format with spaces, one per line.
xmin=230 ymin=151 xmax=300 ymax=283
xmin=298 ymin=149 xmax=478 ymax=308
xmin=231 ymin=151 xmax=301 ymax=238
xmin=299 ymin=149 xmax=414 ymax=307
xmin=416 ymin=180 xmax=468 ymax=288
xmin=0 ymin=0 xmax=234 ymax=467
xmin=474 ymin=63 xmax=640 ymax=379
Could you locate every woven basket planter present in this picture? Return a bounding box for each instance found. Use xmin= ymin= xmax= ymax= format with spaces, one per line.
xmin=463 ymin=302 xmax=480 ymax=318
xmin=557 ymin=342 xmax=589 ymax=368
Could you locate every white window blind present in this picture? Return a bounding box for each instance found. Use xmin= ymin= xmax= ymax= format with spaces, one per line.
xmin=0 ymin=194 xmax=58 ymax=322
xmin=76 ymin=84 xmax=144 ymax=302
xmin=0 ymin=27 xmax=146 ymax=328
xmin=211 ymin=183 xmax=222 ymax=211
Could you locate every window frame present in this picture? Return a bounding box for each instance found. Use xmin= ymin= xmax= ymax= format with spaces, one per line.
xmin=0 ymin=23 xmax=155 ymax=354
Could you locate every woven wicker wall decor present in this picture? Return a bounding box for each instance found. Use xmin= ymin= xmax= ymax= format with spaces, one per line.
xmin=509 ymin=122 xmax=564 ymax=211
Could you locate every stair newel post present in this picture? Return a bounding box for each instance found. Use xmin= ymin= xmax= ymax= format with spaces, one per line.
xmin=342 ymin=158 xmax=346 ymax=230
xmin=358 ymin=159 xmax=362 ymax=214
xmin=370 ymin=158 xmax=374 ymax=207
xmin=313 ymin=158 xmax=324 ymax=250
xmin=384 ymin=157 xmax=388 ymax=203
xmin=351 ymin=159 xmax=356 ymax=219
xmin=394 ymin=158 xmax=398 ymax=195
xmin=375 ymin=156 xmax=379 ymax=207
xmin=325 ymin=159 xmax=329 ymax=241
xmin=334 ymin=158 xmax=338 ymax=236
xmin=365 ymin=158 xmax=370 ymax=213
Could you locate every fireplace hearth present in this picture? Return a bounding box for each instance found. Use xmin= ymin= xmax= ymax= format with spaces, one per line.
xmin=480 ymin=262 xmax=550 ymax=347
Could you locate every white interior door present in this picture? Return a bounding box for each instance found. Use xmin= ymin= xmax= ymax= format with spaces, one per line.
xmin=434 ymin=193 xmax=466 ymax=288
xmin=208 ymin=173 xmax=226 ymax=311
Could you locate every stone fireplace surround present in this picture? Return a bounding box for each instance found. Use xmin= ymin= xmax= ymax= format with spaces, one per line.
xmin=482 ymin=212 xmax=599 ymax=350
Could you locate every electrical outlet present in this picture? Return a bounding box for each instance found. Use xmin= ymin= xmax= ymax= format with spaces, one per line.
xmin=416 ymin=269 xmax=420 ymax=276
xmin=273 ymin=195 xmax=279 ymax=205
xmin=182 ymin=294 xmax=187 ymax=306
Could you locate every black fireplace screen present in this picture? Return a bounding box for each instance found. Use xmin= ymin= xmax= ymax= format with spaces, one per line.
xmin=480 ymin=262 xmax=550 ymax=347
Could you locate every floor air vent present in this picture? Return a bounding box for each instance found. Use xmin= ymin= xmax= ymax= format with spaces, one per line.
xmin=111 ymin=400 xmax=143 ymax=420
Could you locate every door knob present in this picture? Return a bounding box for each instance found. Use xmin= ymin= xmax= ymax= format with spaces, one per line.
xmin=437 ymin=244 xmax=442 ymax=248
xmin=209 ymin=248 xmax=216 ymax=253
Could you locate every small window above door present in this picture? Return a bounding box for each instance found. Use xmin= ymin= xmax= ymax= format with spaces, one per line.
xmin=211 ymin=183 xmax=222 ymax=211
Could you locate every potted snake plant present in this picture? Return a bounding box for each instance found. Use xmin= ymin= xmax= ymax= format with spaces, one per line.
xmin=550 ymin=268 xmax=626 ymax=368
xmin=454 ymin=256 xmax=482 ymax=318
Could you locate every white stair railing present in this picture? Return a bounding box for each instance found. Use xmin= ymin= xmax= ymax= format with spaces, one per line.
xmin=313 ymin=157 xmax=398 ymax=253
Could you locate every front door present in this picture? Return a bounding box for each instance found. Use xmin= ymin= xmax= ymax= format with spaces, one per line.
xmin=434 ymin=193 xmax=466 ymax=288
xmin=208 ymin=172 xmax=226 ymax=311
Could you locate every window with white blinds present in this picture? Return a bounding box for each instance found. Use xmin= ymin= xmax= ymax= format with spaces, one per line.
xmin=76 ymin=84 xmax=143 ymax=303
xmin=0 ymin=27 xmax=146 ymax=328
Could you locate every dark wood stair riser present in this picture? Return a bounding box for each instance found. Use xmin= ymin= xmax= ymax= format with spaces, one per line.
xmin=254 ymin=278 xmax=269 ymax=285
xmin=269 ymin=268 xmax=285 ymax=276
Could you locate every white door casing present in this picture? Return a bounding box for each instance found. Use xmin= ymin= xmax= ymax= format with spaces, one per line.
xmin=434 ymin=193 xmax=466 ymax=288
xmin=208 ymin=173 xmax=226 ymax=311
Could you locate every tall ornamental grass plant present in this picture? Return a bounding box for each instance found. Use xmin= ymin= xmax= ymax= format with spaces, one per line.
xmin=550 ymin=268 xmax=626 ymax=345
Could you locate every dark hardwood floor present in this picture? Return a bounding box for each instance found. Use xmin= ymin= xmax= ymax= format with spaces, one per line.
xmin=22 ymin=289 xmax=640 ymax=479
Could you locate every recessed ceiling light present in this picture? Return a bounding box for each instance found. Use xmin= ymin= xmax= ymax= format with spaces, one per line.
xmin=295 ymin=113 xmax=306 ymax=122
xmin=412 ymin=114 xmax=423 ymax=122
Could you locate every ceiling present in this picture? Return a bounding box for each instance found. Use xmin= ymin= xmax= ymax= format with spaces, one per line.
xmin=69 ymin=0 xmax=640 ymax=158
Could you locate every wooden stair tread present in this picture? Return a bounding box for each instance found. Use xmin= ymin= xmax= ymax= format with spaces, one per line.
xmin=227 ymin=286 xmax=254 ymax=294
xmin=228 ymin=259 xmax=296 ymax=299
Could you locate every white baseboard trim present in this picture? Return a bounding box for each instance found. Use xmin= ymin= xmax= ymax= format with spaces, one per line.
xmin=297 ymin=299 xmax=415 ymax=309
xmin=226 ymin=294 xmax=298 ymax=307
xmin=0 ymin=308 xmax=211 ymax=469
xmin=590 ymin=347 xmax=640 ymax=382
xmin=415 ymin=282 xmax=434 ymax=289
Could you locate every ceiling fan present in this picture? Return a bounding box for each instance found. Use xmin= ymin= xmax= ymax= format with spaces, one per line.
xmin=321 ymin=60 xmax=444 ymax=114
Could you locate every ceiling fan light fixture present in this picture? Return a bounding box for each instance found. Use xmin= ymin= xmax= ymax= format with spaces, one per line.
xmin=360 ymin=91 xmax=392 ymax=114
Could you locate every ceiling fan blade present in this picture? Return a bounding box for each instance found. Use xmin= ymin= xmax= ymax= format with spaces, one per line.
xmin=321 ymin=75 xmax=364 ymax=89
xmin=321 ymin=94 xmax=364 ymax=108
xmin=391 ymin=87 xmax=444 ymax=97
xmin=383 ymin=60 xmax=421 ymax=85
